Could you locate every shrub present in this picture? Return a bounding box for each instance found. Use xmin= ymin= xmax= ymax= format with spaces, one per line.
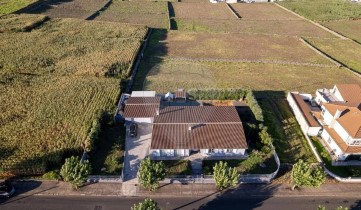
xmin=131 ymin=198 xmax=160 ymax=210
xmin=188 ymin=88 xmax=247 ymax=100
xmin=138 ymin=157 xmax=166 ymax=191
xmin=213 ymin=161 xmax=239 ymax=190
xmin=246 ymin=91 xmax=263 ymax=122
xmin=42 ymin=170 xmax=61 ymax=180
xmin=60 ymin=156 xmax=91 ymax=189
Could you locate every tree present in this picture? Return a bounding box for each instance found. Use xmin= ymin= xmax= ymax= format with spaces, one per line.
xmin=131 ymin=198 xmax=160 ymax=210
xmin=60 ymin=156 xmax=91 ymax=189
xmin=291 ymin=159 xmax=326 ymax=190
xmin=259 ymin=127 xmax=273 ymax=153
xmin=213 ymin=161 xmax=240 ymax=190
xmin=138 ymin=157 xmax=166 ymax=191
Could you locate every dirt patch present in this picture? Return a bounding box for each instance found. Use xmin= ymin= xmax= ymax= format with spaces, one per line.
xmin=172 ymin=2 xmax=236 ymax=20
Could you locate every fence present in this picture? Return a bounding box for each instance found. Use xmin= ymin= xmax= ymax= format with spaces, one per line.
xmin=87 ymin=175 xmax=122 ymax=183
xmin=160 ymin=151 xmax=281 ymax=184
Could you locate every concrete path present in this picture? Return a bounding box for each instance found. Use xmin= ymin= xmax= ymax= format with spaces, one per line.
xmin=185 ymin=153 xmax=204 ymax=175
xmin=122 ymin=123 xmax=152 ymax=183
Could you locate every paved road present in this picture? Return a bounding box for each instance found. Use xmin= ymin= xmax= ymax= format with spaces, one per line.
xmin=1 ymin=195 xmax=360 ymax=210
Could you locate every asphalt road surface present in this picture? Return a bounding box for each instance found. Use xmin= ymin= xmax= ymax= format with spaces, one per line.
xmin=1 ymin=195 xmax=360 ymax=210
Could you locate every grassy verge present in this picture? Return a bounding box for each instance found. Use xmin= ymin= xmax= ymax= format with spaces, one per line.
xmin=311 ymin=137 xmax=361 ymax=177
xmin=202 ymin=152 xmax=277 ymax=175
xmin=256 ymin=92 xmax=317 ymax=164
xmin=279 ymin=0 xmax=361 ymax=21
xmin=155 ymin=160 xmax=192 ymax=176
xmin=0 ymin=0 xmax=38 ymax=15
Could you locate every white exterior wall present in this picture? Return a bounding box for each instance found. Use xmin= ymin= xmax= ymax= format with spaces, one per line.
xmin=321 ymin=129 xmax=347 ymax=160
xmin=321 ymin=108 xmax=334 ymax=125
xmin=315 ymin=91 xmax=328 ymax=105
xmin=125 ymin=117 xmax=152 ymax=124
xmin=333 ymin=121 xmax=350 ymax=141
xmin=287 ymin=92 xmax=321 ymax=136
xmin=333 ymin=86 xmax=345 ymax=102
xmin=201 ymin=149 xmax=246 ymax=156
xmin=152 ymin=149 xmax=190 ymax=157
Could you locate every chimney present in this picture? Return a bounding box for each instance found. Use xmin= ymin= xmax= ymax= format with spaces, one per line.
xmin=330 ymin=109 xmax=343 ymax=128
xmin=156 ymin=109 xmax=159 ymax=116
xmin=188 ymin=125 xmax=192 ymax=131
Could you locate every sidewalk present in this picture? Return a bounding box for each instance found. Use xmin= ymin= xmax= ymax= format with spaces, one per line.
xmin=12 ymin=180 xmax=361 ymax=198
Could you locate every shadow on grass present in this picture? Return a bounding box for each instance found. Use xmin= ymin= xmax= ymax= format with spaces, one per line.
xmin=132 ymin=29 xmax=169 ymax=91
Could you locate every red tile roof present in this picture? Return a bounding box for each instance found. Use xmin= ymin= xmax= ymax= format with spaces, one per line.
xmin=124 ymin=104 xmax=159 ymax=118
xmin=336 ymin=84 xmax=361 ymax=103
xmin=290 ymin=93 xmax=320 ymax=127
xmin=324 ymin=126 xmax=361 ymax=153
xmin=151 ymin=106 xmax=247 ymax=149
xmin=127 ymin=96 xmax=161 ymax=105
xmin=154 ymin=106 xmax=241 ymax=124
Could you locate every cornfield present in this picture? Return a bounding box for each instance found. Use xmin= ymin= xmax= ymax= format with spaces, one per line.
xmin=0 ymin=16 xmax=147 ymax=176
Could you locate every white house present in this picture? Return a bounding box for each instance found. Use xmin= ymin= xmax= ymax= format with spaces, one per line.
xmin=288 ymin=84 xmax=361 ymax=161
xmin=287 ymin=92 xmax=322 ymax=136
xmin=150 ymin=106 xmax=248 ymax=159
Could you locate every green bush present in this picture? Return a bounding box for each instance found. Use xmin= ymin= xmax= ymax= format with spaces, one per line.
xmin=188 ymin=88 xmax=247 ymax=100
xmin=246 ymin=91 xmax=263 ymax=122
xmin=42 ymin=170 xmax=61 ymax=180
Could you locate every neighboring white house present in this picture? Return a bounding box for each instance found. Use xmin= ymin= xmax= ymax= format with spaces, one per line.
xmin=150 ymin=106 xmax=248 ymax=159
xmin=288 ymin=84 xmax=361 ymax=161
xmin=287 ymin=92 xmax=322 ymax=136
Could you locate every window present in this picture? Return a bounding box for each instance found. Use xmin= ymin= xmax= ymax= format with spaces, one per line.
xmin=328 ymin=137 xmax=333 ymax=144
xmin=226 ymin=149 xmax=233 ymax=153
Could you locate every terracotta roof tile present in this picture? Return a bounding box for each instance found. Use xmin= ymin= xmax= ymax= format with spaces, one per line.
xmin=335 ymin=84 xmax=361 ymax=103
xmin=291 ymin=93 xmax=320 ymax=127
xmin=324 ymin=126 xmax=361 ymax=153
xmin=124 ymin=104 xmax=159 ymax=118
xmin=126 ymin=96 xmax=161 ymax=105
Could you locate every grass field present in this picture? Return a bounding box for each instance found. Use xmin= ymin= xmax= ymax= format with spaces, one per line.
xmin=136 ymin=58 xmax=360 ymax=93
xmin=172 ymin=2 xmax=235 ymax=20
xmin=0 ymin=0 xmax=38 ymax=15
xmin=0 ymin=14 xmax=48 ymax=32
xmin=174 ymin=18 xmax=335 ymax=37
xmin=25 ymin=0 xmax=107 ymax=19
xmin=95 ymin=1 xmax=169 ymax=28
xmin=257 ymin=92 xmax=317 ymax=163
xmin=323 ymin=19 xmax=361 ymax=43
xmin=230 ymin=3 xmax=301 ymax=20
xmin=0 ymin=17 xmax=147 ymax=176
xmin=306 ymin=38 xmax=361 ymax=73
xmin=279 ymin=0 xmax=361 ymax=21
xmin=147 ymin=31 xmax=332 ymax=65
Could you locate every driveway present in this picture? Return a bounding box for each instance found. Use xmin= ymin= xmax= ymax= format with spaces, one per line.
xmin=122 ymin=123 xmax=152 ymax=183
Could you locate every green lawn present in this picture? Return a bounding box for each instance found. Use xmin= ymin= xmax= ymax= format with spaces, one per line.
xmin=279 ymin=0 xmax=361 ymax=21
xmin=0 ymin=0 xmax=38 ymax=15
xmin=256 ymin=92 xmax=317 ymax=164
xmin=312 ymin=137 xmax=361 ymax=177
xmin=202 ymin=152 xmax=278 ymax=175
xmin=156 ymin=160 xmax=192 ymax=176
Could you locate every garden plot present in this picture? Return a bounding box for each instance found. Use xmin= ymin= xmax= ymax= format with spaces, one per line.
xmin=305 ymin=38 xmax=361 ymax=73
xmin=172 ymin=2 xmax=236 ymax=20
xmin=95 ymin=1 xmax=169 ymax=28
xmin=323 ymin=19 xmax=361 ymax=43
xmin=175 ymin=19 xmax=335 ymax=38
xmin=24 ymin=0 xmax=107 ymax=19
xmin=230 ymin=3 xmax=301 ymax=20
xmin=147 ymin=31 xmax=332 ymax=65
xmin=136 ymin=58 xmax=361 ymax=93
xmin=0 ymin=17 xmax=147 ymax=176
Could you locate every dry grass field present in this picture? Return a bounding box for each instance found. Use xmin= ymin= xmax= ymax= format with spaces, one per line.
xmin=0 ymin=18 xmax=146 ymax=77
xmin=0 ymin=17 xmax=147 ymax=175
xmin=305 ymin=38 xmax=361 ymax=73
xmin=172 ymin=2 xmax=235 ymax=20
xmin=230 ymin=3 xmax=301 ymax=20
xmin=323 ymin=19 xmax=361 ymax=43
xmin=147 ymin=31 xmax=332 ymax=65
xmin=95 ymin=1 xmax=169 ymax=28
xmin=0 ymin=14 xmax=48 ymax=32
xmin=25 ymin=0 xmax=107 ymax=19
xmin=175 ymin=18 xmax=335 ymax=37
xmin=137 ymin=58 xmax=361 ymax=93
